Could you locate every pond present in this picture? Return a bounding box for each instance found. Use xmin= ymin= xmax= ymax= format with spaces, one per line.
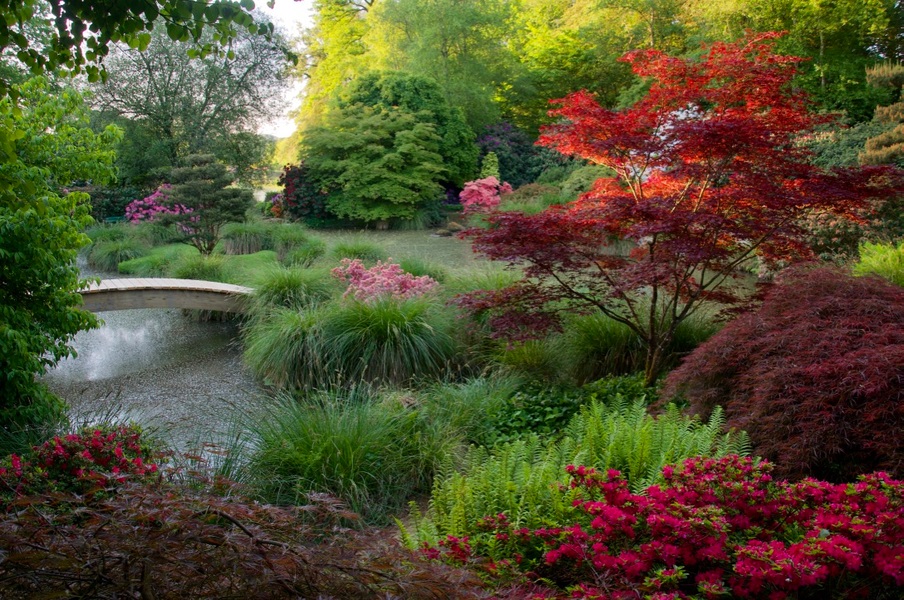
xmin=41 ymin=260 xmax=266 ymax=450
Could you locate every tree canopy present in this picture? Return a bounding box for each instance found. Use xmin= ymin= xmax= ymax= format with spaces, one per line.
xmin=302 ymin=104 xmax=446 ymax=224
xmin=459 ymin=34 xmax=904 ymax=385
xmin=91 ymin=24 xmax=289 ymax=186
xmin=0 ymin=1 xmax=281 ymax=94
xmin=0 ymin=77 xmax=119 ymax=432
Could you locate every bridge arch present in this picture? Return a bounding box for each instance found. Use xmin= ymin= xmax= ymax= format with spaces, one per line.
xmin=79 ymin=278 xmax=252 ymax=313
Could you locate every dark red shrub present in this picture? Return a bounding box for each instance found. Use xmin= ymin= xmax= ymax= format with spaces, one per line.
xmin=662 ymin=267 xmax=904 ymax=481
xmin=0 ymin=485 xmax=486 ymax=599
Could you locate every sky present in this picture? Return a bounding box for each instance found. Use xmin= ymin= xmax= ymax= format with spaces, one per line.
xmin=257 ymin=0 xmax=315 ymax=138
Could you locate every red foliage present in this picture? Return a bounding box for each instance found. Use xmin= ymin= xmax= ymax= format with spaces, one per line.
xmin=427 ymin=457 xmax=904 ymax=599
xmin=662 ymin=267 xmax=904 ymax=481
xmin=0 ymin=484 xmax=487 ymax=599
xmin=462 ymin=33 xmax=903 ymax=384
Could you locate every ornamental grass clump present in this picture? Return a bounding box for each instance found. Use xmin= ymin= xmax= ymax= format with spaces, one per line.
xmin=246 ymin=394 xmax=461 ymax=521
xmin=249 ymin=266 xmax=336 ymax=312
xmin=220 ymin=221 xmax=275 ymax=255
xmin=855 ymin=240 xmax=904 ymax=287
xmin=86 ymin=238 xmax=150 ymax=271
xmin=242 ymin=307 xmax=329 ymax=391
xmin=423 ymin=457 xmax=904 ymax=599
xmin=320 ymin=297 xmax=458 ymax=387
xmin=330 ymin=238 xmax=388 ymax=263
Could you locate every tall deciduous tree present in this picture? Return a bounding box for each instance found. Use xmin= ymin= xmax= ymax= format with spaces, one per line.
xmin=164 ymin=154 xmax=254 ymax=255
xmin=460 ymin=34 xmax=903 ymax=385
xmin=302 ymin=104 xmax=446 ymax=224
xmin=0 ymin=78 xmax=119 ymax=436
xmin=0 ymin=0 xmax=277 ymax=96
xmin=340 ymin=71 xmax=477 ymax=186
xmin=91 ymin=24 xmax=289 ymax=186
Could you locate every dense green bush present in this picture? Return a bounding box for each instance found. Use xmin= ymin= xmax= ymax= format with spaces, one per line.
xmin=476 ymin=375 xmax=654 ymax=446
xmin=417 ymin=376 xmax=523 ymax=446
xmin=246 ymin=394 xmax=461 ymax=521
xmin=270 ymin=223 xmax=313 ymax=261
xmin=559 ymin=165 xmax=613 ymax=199
xmin=403 ymin=396 xmax=749 ymax=547
xmin=84 ymin=223 xmax=129 ymax=245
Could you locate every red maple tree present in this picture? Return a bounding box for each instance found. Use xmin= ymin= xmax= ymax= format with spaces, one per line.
xmin=461 ymin=33 xmax=903 ymax=385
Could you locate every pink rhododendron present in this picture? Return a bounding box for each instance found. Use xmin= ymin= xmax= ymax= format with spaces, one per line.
xmin=125 ymin=185 xmax=191 ymax=223
xmin=459 ymin=176 xmax=513 ymax=214
xmin=331 ymin=258 xmax=438 ymax=302
xmin=424 ymin=456 xmax=904 ymax=598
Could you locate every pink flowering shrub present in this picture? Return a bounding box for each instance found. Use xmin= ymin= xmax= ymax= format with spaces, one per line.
xmin=125 ymin=185 xmax=191 ymax=223
xmin=331 ymin=258 xmax=438 ymax=302
xmin=0 ymin=425 xmax=158 ymax=504
xmin=425 ymin=456 xmax=904 ymax=599
xmin=459 ymin=176 xmax=513 ymax=214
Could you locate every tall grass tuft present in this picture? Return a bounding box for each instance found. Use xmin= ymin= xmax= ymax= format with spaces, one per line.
xmin=559 ymin=310 xmax=720 ymax=384
xmin=242 ymin=307 xmax=328 ymax=390
xmin=398 ymin=257 xmax=448 ymax=282
xmin=404 ymin=397 xmax=750 ymax=547
xmin=559 ymin=313 xmax=646 ymax=383
xmin=271 ymin=223 xmax=313 ymax=261
xmin=84 ymin=224 xmax=129 ymax=246
xmin=129 ymin=221 xmax=182 ymax=246
xmin=442 ymin=264 xmax=521 ymax=297
xmin=117 ymin=245 xmax=196 ymax=276
xmin=170 ymin=254 xmax=228 ymax=282
xmin=281 ymin=238 xmax=327 ymax=267
xmin=87 ymin=238 xmax=150 ymax=272
xmin=320 ymin=298 xmax=458 ymax=387
xmin=855 ymin=241 xmax=904 ymax=287
xmin=221 ymin=221 xmax=274 ymax=255
xmin=330 ymin=238 xmax=388 ymax=263
xmin=492 ymin=339 xmax=568 ymax=383
xmin=249 ymin=267 xmax=336 ymax=312
xmin=417 ymin=376 xmax=524 ymax=445
xmin=245 ymin=393 xmax=462 ymax=521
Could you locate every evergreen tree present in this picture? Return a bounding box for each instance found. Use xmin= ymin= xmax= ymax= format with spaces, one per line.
xmin=164 ymin=155 xmax=254 ymax=256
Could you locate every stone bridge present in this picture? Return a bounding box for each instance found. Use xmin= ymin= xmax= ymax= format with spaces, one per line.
xmin=79 ymin=278 xmax=252 ymax=313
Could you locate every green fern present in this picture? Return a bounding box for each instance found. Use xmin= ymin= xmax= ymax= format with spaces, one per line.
xmin=405 ymin=397 xmax=750 ymax=550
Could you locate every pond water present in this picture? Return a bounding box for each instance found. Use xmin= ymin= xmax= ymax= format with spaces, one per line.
xmin=41 ymin=260 xmax=267 ymax=449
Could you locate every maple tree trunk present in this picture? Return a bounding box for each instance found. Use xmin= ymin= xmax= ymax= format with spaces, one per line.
xmin=643 ymin=342 xmax=665 ymax=388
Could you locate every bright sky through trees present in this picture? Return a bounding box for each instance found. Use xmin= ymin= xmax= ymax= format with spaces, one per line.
xmin=258 ymin=0 xmax=313 ymax=137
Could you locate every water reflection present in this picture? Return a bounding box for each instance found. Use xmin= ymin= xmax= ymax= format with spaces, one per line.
xmin=42 ymin=262 xmax=265 ymax=449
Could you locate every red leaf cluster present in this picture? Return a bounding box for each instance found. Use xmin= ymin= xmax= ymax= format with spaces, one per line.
xmin=663 ymin=267 xmax=904 ymax=481
xmin=463 ymin=33 xmax=904 ymax=382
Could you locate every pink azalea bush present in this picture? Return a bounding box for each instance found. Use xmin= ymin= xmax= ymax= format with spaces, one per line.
xmin=125 ymin=185 xmax=191 ymax=223
xmin=460 ymin=176 xmax=513 ymax=214
xmin=425 ymin=456 xmax=904 ymax=599
xmin=331 ymin=258 xmax=438 ymax=303
xmin=0 ymin=425 xmax=158 ymax=503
